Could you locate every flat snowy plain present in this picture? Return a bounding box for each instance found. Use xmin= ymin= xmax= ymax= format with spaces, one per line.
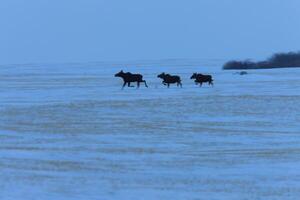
xmin=0 ymin=60 xmax=300 ymax=200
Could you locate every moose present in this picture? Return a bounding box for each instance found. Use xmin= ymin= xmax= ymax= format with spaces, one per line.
xmin=157 ymin=73 xmax=182 ymax=88
xmin=115 ymin=70 xmax=148 ymax=89
xmin=190 ymin=73 xmax=214 ymax=87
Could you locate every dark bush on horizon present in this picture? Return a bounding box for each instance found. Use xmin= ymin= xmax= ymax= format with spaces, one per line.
xmin=223 ymin=51 xmax=300 ymax=70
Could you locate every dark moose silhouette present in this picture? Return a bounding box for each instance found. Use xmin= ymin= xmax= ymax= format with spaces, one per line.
xmin=157 ymin=73 xmax=182 ymax=88
xmin=190 ymin=73 xmax=214 ymax=87
xmin=115 ymin=70 xmax=148 ymax=88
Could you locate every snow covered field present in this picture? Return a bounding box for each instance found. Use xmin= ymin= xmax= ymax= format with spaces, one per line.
xmin=0 ymin=60 xmax=300 ymax=200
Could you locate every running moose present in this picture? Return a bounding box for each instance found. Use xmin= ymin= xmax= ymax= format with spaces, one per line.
xmin=190 ymin=73 xmax=214 ymax=87
xmin=115 ymin=70 xmax=148 ymax=89
xmin=157 ymin=73 xmax=182 ymax=88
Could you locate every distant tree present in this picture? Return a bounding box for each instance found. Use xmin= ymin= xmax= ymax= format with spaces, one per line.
xmin=223 ymin=51 xmax=300 ymax=70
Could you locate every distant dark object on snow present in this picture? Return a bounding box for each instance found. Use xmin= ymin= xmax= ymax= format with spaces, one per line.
xmin=190 ymin=73 xmax=214 ymax=87
xmin=223 ymin=51 xmax=300 ymax=70
xmin=235 ymin=71 xmax=248 ymax=75
xmin=157 ymin=73 xmax=182 ymax=88
xmin=115 ymin=70 xmax=148 ymax=89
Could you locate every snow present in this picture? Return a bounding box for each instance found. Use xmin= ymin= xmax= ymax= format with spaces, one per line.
xmin=0 ymin=60 xmax=300 ymax=200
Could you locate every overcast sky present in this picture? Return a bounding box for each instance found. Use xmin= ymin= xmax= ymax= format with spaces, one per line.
xmin=0 ymin=0 xmax=299 ymax=64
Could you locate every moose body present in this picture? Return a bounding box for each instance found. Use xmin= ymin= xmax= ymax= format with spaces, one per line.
xmin=115 ymin=70 xmax=148 ymax=88
xmin=157 ymin=73 xmax=182 ymax=88
xmin=190 ymin=73 xmax=214 ymax=87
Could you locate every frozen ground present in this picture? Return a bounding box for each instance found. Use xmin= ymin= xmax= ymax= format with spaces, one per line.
xmin=0 ymin=59 xmax=300 ymax=200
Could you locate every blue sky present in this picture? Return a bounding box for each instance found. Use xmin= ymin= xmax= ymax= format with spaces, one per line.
xmin=0 ymin=0 xmax=299 ymax=64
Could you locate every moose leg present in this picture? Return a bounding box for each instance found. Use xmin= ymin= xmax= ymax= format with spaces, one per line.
xmin=167 ymin=83 xmax=170 ymax=88
xmin=122 ymin=82 xmax=127 ymax=89
xmin=137 ymin=81 xmax=140 ymax=88
xmin=199 ymin=82 xmax=203 ymax=87
xmin=128 ymin=82 xmax=134 ymax=87
xmin=143 ymin=80 xmax=148 ymax=88
xmin=177 ymin=81 xmax=182 ymax=87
